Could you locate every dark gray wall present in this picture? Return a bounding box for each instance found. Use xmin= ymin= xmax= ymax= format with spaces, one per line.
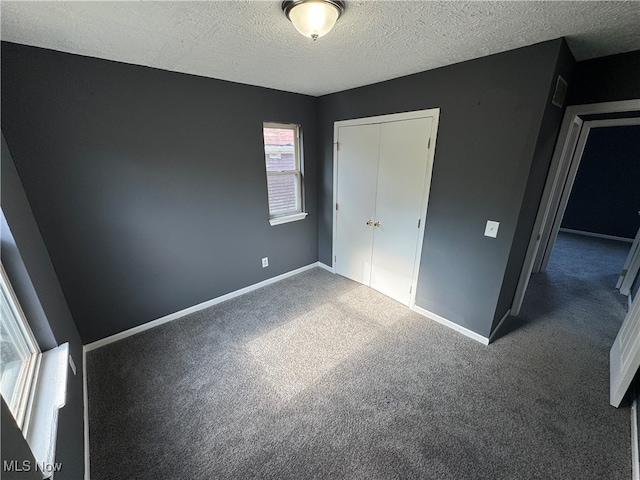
xmin=493 ymin=40 xmax=576 ymax=329
xmin=1 ymin=399 xmax=40 ymax=480
xmin=1 ymin=42 xmax=318 ymax=344
xmin=561 ymin=125 xmax=640 ymax=239
xmin=1 ymin=134 xmax=84 ymax=478
xmin=568 ymin=50 xmax=640 ymax=105
xmin=318 ymin=40 xmax=567 ymax=338
xmin=1 ymin=211 xmax=57 ymax=352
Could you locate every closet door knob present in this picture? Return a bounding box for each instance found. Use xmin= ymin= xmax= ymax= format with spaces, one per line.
xmin=366 ymin=220 xmax=373 ymax=226
xmin=374 ymin=221 xmax=381 ymax=227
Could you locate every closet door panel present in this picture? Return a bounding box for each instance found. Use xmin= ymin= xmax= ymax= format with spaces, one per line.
xmin=335 ymin=124 xmax=380 ymax=285
xmin=370 ymin=118 xmax=432 ymax=305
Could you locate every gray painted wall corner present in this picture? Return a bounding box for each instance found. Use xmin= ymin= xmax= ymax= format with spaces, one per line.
xmin=492 ymin=38 xmax=576 ymax=334
xmin=1 ymin=41 xmax=319 ymax=344
xmin=1 ymin=399 xmax=41 ymax=480
xmin=568 ymin=49 xmax=640 ymax=106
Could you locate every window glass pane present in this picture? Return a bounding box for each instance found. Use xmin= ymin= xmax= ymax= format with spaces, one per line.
xmin=267 ymin=174 xmax=299 ymax=215
xmin=264 ymin=128 xmax=296 ymax=172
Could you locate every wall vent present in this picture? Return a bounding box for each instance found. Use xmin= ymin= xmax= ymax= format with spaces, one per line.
xmin=552 ymin=75 xmax=568 ymax=108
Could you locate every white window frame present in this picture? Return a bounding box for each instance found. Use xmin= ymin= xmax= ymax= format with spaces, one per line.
xmin=0 ymin=263 xmax=41 ymax=429
xmin=263 ymin=122 xmax=308 ymax=226
xmin=0 ymin=262 xmax=69 ymax=476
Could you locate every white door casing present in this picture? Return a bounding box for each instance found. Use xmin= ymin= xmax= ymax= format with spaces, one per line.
xmin=611 ymin=292 xmax=640 ymax=407
xmin=619 ymin=231 xmax=640 ymax=297
xmin=539 ymin=119 xmax=595 ymax=273
xmin=618 ymin=227 xmax=640 ymax=291
xmin=533 ymin=115 xmax=585 ymax=274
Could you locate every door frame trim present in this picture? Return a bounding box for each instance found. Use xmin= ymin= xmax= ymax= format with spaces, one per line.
xmin=611 ymin=289 xmax=640 ymax=407
xmin=618 ymin=228 xmax=640 ymax=290
xmin=511 ymin=99 xmax=640 ymax=316
xmin=332 ymin=108 xmax=440 ymax=309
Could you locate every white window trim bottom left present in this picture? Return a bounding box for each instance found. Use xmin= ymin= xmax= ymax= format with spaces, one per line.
xmin=25 ymin=342 xmax=69 ymax=478
xmin=269 ymin=212 xmax=309 ymax=226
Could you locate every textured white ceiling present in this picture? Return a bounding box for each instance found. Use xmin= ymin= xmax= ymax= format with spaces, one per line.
xmin=1 ymin=1 xmax=639 ymax=96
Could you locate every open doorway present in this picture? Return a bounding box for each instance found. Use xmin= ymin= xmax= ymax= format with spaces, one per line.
xmin=518 ymin=121 xmax=639 ymax=332
xmin=536 ymin=120 xmax=640 ymax=275
xmin=559 ymin=125 xmax=640 ymax=243
xmin=542 ymin=122 xmax=640 ymax=298
xmin=536 ymin=120 xmax=639 ymax=339
xmin=512 ymin=100 xmax=640 ymax=316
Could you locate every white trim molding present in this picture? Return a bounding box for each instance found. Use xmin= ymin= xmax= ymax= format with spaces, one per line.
xmin=317 ymin=262 xmax=335 ymax=273
xmin=84 ymin=262 xmax=323 ymax=352
xmin=632 ymin=395 xmax=639 ymax=480
xmin=83 ymin=346 xmax=90 ymax=480
xmin=412 ymin=305 xmax=490 ymax=345
xmin=559 ymin=228 xmax=634 ymax=244
xmin=25 ymin=343 xmax=69 ymax=476
xmin=269 ymin=212 xmax=308 ymax=226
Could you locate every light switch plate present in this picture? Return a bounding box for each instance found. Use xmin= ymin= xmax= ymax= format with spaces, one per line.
xmin=485 ymin=220 xmax=500 ymax=238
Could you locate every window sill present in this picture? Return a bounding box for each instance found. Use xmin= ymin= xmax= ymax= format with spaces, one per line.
xmin=25 ymin=342 xmax=69 ymax=478
xmin=269 ymin=212 xmax=308 ymax=226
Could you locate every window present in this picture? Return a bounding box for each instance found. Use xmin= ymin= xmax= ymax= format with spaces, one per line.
xmin=263 ymin=123 xmax=308 ymax=226
xmin=0 ymin=261 xmax=69 ymax=473
xmin=0 ymin=264 xmax=40 ymax=429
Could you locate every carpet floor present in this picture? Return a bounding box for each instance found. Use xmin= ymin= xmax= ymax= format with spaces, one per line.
xmin=87 ymin=232 xmax=633 ymax=479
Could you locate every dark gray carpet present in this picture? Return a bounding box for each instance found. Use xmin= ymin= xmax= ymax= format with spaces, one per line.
xmin=87 ymin=232 xmax=632 ymax=479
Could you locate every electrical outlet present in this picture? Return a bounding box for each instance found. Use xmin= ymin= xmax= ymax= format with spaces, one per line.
xmin=262 ymin=257 xmax=269 ymax=268
xmin=484 ymin=220 xmax=500 ymax=238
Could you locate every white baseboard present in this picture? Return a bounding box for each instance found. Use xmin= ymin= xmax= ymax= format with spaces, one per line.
xmin=82 ymin=346 xmax=90 ymax=480
xmin=633 ymin=395 xmax=639 ymax=480
xmin=560 ymin=228 xmax=634 ymax=243
xmin=84 ymin=262 xmax=322 ymax=352
xmin=489 ymin=309 xmax=511 ymax=343
xmin=317 ymin=262 xmax=334 ymax=273
xmin=412 ymin=305 xmax=490 ymax=345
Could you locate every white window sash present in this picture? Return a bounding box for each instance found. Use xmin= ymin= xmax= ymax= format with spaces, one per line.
xmin=0 ymin=262 xmax=69 ymax=474
xmin=263 ymin=123 xmax=304 ymax=220
xmin=267 ymin=171 xmax=302 ymax=217
xmin=0 ymin=265 xmax=41 ymax=428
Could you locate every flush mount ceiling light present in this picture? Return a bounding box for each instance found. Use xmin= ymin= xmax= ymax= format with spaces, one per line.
xmin=282 ymin=0 xmax=345 ymax=41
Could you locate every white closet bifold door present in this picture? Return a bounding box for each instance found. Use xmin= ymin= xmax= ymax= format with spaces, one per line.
xmin=334 ymin=113 xmax=435 ymax=307
xmin=371 ymin=118 xmax=432 ymax=305
xmin=334 ymin=123 xmax=380 ymax=286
